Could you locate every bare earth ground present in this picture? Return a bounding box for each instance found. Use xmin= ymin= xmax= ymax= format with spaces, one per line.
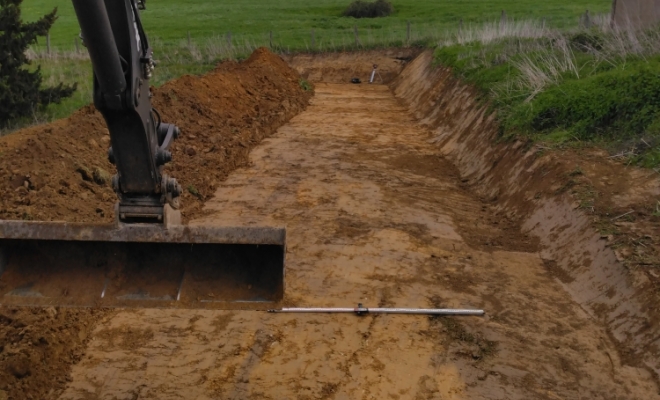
xmin=60 ymin=84 xmax=657 ymax=399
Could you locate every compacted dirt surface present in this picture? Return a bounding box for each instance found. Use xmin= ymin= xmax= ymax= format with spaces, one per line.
xmin=58 ymin=84 xmax=658 ymax=399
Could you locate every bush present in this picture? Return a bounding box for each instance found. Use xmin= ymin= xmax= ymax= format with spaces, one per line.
xmin=343 ymin=0 xmax=394 ymax=19
xmin=569 ymin=31 xmax=605 ymax=52
xmin=506 ymin=60 xmax=660 ymax=141
xmin=0 ymin=0 xmax=76 ymax=126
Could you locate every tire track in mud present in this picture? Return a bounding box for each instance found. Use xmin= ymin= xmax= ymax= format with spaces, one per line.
xmin=60 ymin=84 xmax=658 ymax=399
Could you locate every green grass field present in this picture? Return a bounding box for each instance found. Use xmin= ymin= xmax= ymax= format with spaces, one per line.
xmin=24 ymin=0 xmax=611 ymax=51
xmin=6 ymin=1 xmax=612 ymax=135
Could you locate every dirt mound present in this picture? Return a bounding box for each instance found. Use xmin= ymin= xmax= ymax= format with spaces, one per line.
xmin=0 ymin=307 xmax=110 ymax=399
xmin=0 ymin=47 xmax=312 ymax=223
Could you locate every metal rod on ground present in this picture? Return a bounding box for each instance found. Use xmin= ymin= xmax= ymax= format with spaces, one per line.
xmin=269 ymin=304 xmax=484 ymax=316
xmin=370 ymin=64 xmax=377 ymax=84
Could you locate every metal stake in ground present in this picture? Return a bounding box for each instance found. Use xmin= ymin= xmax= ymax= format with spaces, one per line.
xmin=269 ymin=303 xmax=484 ymax=316
xmin=369 ymin=64 xmax=383 ymax=84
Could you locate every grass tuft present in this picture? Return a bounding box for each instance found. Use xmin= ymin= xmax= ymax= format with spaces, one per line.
xmin=298 ymin=78 xmax=312 ymax=91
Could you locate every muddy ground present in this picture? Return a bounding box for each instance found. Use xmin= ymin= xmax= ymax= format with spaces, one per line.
xmin=0 ymin=49 xmax=659 ymax=399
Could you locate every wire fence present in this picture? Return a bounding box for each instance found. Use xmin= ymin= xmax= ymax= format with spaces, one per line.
xmin=29 ymin=11 xmax=612 ymax=62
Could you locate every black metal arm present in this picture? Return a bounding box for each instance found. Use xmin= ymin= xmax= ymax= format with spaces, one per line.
xmin=72 ymin=0 xmax=181 ymax=223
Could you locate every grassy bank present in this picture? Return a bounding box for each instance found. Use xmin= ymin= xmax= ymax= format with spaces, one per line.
xmin=435 ymin=21 xmax=660 ymax=167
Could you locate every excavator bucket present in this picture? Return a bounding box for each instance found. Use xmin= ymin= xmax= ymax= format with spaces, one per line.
xmin=0 ymin=221 xmax=285 ymax=309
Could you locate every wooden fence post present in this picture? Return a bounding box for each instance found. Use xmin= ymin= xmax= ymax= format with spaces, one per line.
xmin=226 ymin=31 xmax=232 ymax=48
xmin=74 ymin=36 xmax=79 ymax=53
xmin=46 ymin=33 xmax=51 ymax=55
xmin=582 ymin=10 xmax=591 ymax=29
xmin=187 ymin=31 xmax=191 ymax=47
xmin=500 ymin=10 xmax=507 ymax=29
xmin=353 ymin=25 xmax=360 ymax=46
xmin=311 ymin=29 xmax=316 ymax=49
xmin=406 ymin=21 xmax=411 ymax=44
xmin=459 ymin=18 xmax=464 ymax=34
xmin=269 ymin=31 xmax=273 ymax=49
xmin=542 ymin=17 xmax=546 ymax=30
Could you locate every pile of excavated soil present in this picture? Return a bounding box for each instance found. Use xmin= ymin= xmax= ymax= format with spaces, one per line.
xmin=0 ymin=307 xmax=109 ymax=400
xmin=0 ymin=47 xmax=312 ymax=223
xmin=0 ymin=48 xmax=311 ymax=400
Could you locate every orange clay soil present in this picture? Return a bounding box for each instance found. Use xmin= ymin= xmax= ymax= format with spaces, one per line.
xmin=0 ymin=47 xmax=312 ymax=224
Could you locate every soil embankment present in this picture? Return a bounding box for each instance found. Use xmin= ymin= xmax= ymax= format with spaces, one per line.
xmin=0 ymin=47 xmax=311 ymax=224
xmin=392 ymin=50 xmax=660 ymax=381
xmin=0 ymin=48 xmax=311 ymax=400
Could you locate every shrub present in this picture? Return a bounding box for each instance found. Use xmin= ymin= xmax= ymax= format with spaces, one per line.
xmin=298 ymin=78 xmax=312 ymax=92
xmin=343 ymin=0 xmax=394 ymax=19
xmin=0 ymin=0 xmax=76 ymax=126
xmin=569 ymin=31 xmax=605 ymax=52
xmin=506 ymin=60 xmax=660 ymax=141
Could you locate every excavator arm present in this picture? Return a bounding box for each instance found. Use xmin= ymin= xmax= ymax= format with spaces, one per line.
xmin=72 ymin=0 xmax=181 ymax=222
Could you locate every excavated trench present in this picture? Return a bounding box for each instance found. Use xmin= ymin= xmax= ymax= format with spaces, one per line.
xmin=58 ymin=51 xmax=658 ymax=399
xmin=0 ymin=49 xmax=659 ymax=399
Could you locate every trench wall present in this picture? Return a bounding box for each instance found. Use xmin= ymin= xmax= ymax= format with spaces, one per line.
xmin=391 ymin=51 xmax=660 ymax=378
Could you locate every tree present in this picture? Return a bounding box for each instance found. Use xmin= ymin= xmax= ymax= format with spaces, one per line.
xmin=0 ymin=0 xmax=76 ymax=126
